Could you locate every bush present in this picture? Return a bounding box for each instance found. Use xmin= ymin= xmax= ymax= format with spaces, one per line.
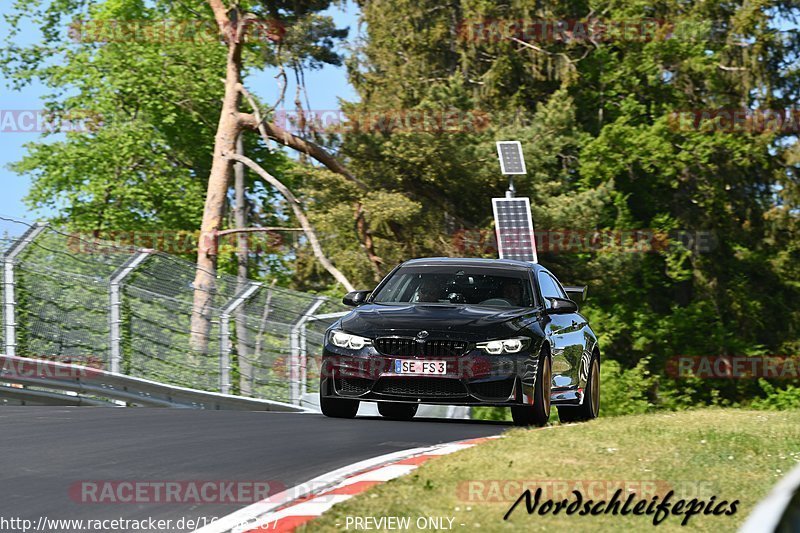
xmin=750 ymin=379 xmax=800 ymax=410
xmin=599 ymin=358 xmax=656 ymax=417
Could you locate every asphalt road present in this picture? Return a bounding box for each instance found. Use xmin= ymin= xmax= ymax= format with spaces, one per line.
xmin=0 ymin=407 xmax=509 ymax=532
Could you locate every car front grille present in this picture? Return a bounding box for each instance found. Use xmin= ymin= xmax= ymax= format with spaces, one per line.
xmin=373 ymin=377 xmax=468 ymax=398
xmin=425 ymin=340 xmax=469 ymax=357
xmin=469 ymin=378 xmax=515 ymax=400
xmin=374 ymin=337 xmax=470 ymax=357
xmin=375 ymin=337 xmax=417 ymax=357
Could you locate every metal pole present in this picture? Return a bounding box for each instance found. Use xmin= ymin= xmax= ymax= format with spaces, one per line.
xmin=290 ymin=296 xmax=326 ymax=405
xmin=220 ymin=315 xmax=231 ymax=393
xmin=300 ymin=321 xmax=308 ymax=397
xmin=219 ymin=282 xmax=262 ymax=395
xmin=505 ymin=176 xmax=516 ymax=198
xmin=289 ymin=329 xmax=298 ymax=404
xmin=3 ymin=223 xmax=48 ymax=356
xmin=108 ymin=251 xmax=151 ymax=374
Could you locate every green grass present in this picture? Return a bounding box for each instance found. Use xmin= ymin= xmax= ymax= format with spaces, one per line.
xmin=301 ymin=409 xmax=800 ymax=532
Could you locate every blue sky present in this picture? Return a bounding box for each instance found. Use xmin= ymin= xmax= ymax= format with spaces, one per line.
xmin=0 ymin=2 xmax=359 ymax=221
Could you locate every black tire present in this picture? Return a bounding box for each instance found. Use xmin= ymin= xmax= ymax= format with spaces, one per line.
xmin=320 ymin=391 xmax=359 ymax=419
xmin=558 ymin=355 xmax=600 ymax=423
xmin=378 ymin=402 xmax=418 ymax=421
xmin=511 ymin=349 xmax=552 ymax=427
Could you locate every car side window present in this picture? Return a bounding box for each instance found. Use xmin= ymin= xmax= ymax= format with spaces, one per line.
xmin=537 ymin=272 xmax=563 ymax=308
xmin=548 ymin=273 xmax=568 ymax=299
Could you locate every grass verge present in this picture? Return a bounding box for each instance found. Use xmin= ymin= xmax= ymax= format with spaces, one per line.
xmin=300 ymin=409 xmax=800 ymax=532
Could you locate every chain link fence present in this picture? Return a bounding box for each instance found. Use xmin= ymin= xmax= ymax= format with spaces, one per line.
xmin=0 ymin=216 xmax=348 ymax=407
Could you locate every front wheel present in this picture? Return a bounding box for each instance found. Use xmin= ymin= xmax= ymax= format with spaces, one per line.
xmin=558 ymin=355 xmax=600 ymax=423
xmin=378 ymin=402 xmax=418 ymax=421
xmin=320 ymin=392 xmax=359 ymax=419
xmin=511 ymin=350 xmax=551 ymax=427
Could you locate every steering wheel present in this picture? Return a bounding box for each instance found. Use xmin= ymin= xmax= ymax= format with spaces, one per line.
xmin=479 ymin=298 xmax=513 ymax=306
xmin=446 ymin=292 xmax=466 ymax=304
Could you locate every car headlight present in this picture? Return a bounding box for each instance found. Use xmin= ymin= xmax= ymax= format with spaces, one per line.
xmin=476 ymin=337 xmax=529 ymax=355
xmin=328 ymin=330 xmax=372 ymax=350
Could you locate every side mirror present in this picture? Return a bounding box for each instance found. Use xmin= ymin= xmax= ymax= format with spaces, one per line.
xmin=343 ymin=290 xmax=371 ymax=307
xmin=563 ymin=285 xmax=588 ymax=303
xmin=546 ymin=297 xmax=579 ymax=314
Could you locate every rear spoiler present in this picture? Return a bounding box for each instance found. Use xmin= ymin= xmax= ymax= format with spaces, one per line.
xmin=564 ymin=285 xmax=588 ymax=302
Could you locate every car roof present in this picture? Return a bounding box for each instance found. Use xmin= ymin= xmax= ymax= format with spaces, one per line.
xmin=401 ymin=257 xmax=549 ymax=273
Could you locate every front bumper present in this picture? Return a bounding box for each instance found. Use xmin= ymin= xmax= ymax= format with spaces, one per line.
xmin=320 ymin=344 xmax=536 ymax=406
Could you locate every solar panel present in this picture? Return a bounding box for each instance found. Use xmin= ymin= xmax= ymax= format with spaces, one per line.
xmin=496 ymin=141 xmax=527 ymax=175
xmin=492 ymin=197 xmax=538 ymax=263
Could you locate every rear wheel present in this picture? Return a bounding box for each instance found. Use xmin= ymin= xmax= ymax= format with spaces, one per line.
xmin=320 ymin=391 xmax=359 ymax=419
xmin=378 ymin=402 xmax=418 ymax=421
xmin=558 ymin=355 xmax=600 ymax=423
xmin=511 ymin=350 xmax=551 ymax=427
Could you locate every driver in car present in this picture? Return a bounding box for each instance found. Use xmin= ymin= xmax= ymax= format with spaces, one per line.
xmin=413 ymin=277 xmax=441 ymax=302
xmin=501 ymin=279 xmax=523 ymax=306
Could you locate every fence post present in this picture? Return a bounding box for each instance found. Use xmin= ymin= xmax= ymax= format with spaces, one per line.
xmin=109 ymin=250 xmax=151 ymax=374
xmin=219 ymin=282 xmax=262 ymax=395
xmin=300 ymin=321 xmax=308 ymax=397
xmin=3 ymin=222 xmax=48 ymax=357
xmin=290 ymin=296 xmax=326 ymax=405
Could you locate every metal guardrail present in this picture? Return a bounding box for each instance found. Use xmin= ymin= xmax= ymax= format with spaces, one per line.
xmin=0 ymin=354 xmax=311 ymax=411
xmin=0 ymin=384 xmax=114 ymax=407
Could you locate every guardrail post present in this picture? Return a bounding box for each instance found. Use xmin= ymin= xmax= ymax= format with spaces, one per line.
xmin=220 ymin=282 xmax=262 ymax=395
xmin=290 ymin=296 xmax=326 ymax=405
xmin=109 ymin=251 xmax=151 ymax=374
xmin=3 ymin=222 xmax=48 ymax=357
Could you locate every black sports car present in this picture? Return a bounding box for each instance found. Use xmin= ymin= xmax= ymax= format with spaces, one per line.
xmin=319 ymin=257 xmax=600 ymax=426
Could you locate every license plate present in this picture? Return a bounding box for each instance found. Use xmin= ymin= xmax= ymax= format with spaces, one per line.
xmin=394 ymin=360 xmax=447 ymax=374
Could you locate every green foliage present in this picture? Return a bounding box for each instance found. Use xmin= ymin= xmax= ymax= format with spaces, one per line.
xmin=470 ymin=406 xmax=511 ymax=422
xmin=599 ymin=359 xmax=656 ymax=417
xmin=751 ymin=380 xmax=800 ymax=410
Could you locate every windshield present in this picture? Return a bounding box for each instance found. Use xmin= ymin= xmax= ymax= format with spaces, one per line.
xmin=372 ymin=265 xmax=534 ymax=307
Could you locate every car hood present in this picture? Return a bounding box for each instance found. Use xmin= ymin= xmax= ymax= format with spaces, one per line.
xmin=338 ymin=303 xmax=532 ymax=339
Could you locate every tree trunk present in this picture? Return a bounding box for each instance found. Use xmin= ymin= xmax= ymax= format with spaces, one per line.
xmin=191 ymin=3 xmax=243 ymax=353
xmin=234 ymin=134 xmax=253 ymax=395
xmin=355 ymin=203 xmax=383 ymax=282
xmin=191 ymin=1 xmax=358 ymax=354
